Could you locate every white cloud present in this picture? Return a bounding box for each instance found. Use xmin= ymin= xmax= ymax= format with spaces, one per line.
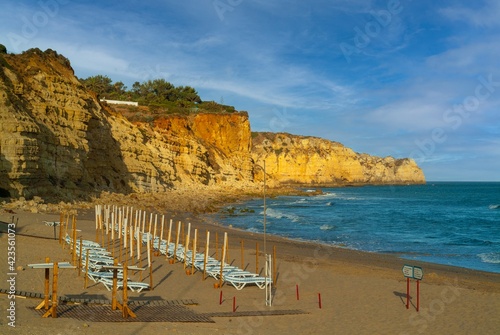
xmin=440 ymin=0 xmax=500 ymax=27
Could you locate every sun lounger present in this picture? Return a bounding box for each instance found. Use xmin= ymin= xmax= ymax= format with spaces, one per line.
xmin=222 ymin=275 xmax=272 ymax=290
xmin=86 ymin=270 xmax=125 ymax=283
xmin=98 ymin=278 xmax=150 ymax=292
xmin=204 ymin=265 xmax=241 ymax=279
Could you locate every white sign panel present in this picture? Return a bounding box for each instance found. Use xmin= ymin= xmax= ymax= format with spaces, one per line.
xmin=402 ymin=265 xmax=413 ymax=278
xmin=413 ymin=266 xmax=423 ymax=280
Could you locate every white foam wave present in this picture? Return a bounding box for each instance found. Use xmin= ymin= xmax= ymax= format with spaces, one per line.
xmin=489 ymin=204 xmax=500 ymax=210
xmin=319 ymin=224 xmax=334 ymax=230
xmin=262 ymin=208 xmax=300 ymax=222
xmin=316 ymin=192 xmax=337 ymax=199
xmin=478 ymin=252 xmax=500 ymax=264
xmin=246 ymin=227 xmax=260 ymax=233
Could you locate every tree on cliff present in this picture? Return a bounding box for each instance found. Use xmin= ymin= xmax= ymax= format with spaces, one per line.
xmin=0 ymin=44 xmax=7 ymax=54
xmin=80 ymin=75 xmax=113 ymax=96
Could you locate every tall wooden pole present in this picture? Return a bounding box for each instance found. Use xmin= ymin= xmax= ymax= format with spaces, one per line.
xmin=218 ymin=232 xmax=227 ymax=288
xmin=203 ymin=231 xmax=210 ymax=281
xmin=241 ymin=240 xmax=244 ymax=269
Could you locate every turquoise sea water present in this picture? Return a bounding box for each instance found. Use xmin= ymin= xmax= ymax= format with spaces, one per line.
xmin=212 ymin=182 xmax=500 ymax=274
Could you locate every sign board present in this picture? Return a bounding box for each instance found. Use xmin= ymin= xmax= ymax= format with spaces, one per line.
xmin=413 ymin=266 xmax=423 ymax=280
xmin=402 ymin=265 xmax=413 ymax=278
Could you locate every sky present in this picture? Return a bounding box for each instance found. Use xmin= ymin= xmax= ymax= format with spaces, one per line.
xmin=1 ymin=0 xmax=499 ymax=181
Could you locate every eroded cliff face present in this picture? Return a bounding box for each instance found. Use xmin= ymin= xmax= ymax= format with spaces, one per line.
xmin=0 ymin=49 xmax=253 ymax=199
xmin=0 ymin=48 xmax=424 ymax=200
xmin=251 ymin=133 xmax=425 ymax=185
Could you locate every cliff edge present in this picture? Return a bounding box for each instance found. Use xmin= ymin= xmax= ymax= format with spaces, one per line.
xmin=0 ymin=48 xmax=425 ymax=200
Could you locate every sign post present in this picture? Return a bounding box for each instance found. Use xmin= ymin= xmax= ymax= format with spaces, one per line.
xmin=401 ymin=265 xmax=423 ymax=312
xmin=402 ymin=265 xmax=413 ymax=310
xmin=413 ymin=266 xmax=423 ymax=312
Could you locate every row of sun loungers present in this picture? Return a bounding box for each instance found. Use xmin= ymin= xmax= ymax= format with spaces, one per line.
xmin=78 ymin=218 xmax=271 ymax=290
xmin=65 ymin=234 xmax=150 ymax=292
xmin=140 ymin=233 xmax=272 ymax=290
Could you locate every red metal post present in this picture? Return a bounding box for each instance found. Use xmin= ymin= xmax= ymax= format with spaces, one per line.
xmin=296 ymin=284 xmax=299 ymax=300
xmin=406 ymin=277 xmax=410 ymax=309
xmin=318 ymin=293 xmax=322 ymax=309
xmin=233 ymin=296 xmax=236 ymax=312
xmin=416 ymin=280 xmax=420 ymax=312
xmin=219 ymin=291 xmax=223 ymax=305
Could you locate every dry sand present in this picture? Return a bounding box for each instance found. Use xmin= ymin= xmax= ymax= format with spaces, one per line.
xmin=0 ymin=191 xmax=499 ymax=335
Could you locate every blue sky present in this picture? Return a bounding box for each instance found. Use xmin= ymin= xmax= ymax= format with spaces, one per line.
xmin=1 ymin=0 xmax=499 ymax=181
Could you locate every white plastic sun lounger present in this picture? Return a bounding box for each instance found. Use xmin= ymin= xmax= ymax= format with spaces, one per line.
xmin=86 ymin=270 xmax=126 ymax=283
xmin=222 ymin=275 xmax=272 ymax=290
xmin=98 ymin=278 xmax=150 ymax=292
xmin=204 ymin=265 xmax=242 ymax=279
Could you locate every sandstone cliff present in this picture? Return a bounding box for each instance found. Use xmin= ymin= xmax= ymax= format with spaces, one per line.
xmin=0 ymin=48 xmax=424 ymax=200
xmin=251 ymin=133 xmax=425 ymax=185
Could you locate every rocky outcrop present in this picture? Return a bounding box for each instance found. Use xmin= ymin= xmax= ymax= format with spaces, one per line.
xmin=251 ymin=133 xmax=425 ymax=185
xmin=0 ymin=48 xmax=424 ymax=200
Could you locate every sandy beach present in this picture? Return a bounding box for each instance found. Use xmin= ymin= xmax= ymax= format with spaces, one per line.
xmin=0 ymin=189 xmax=499 ymax=335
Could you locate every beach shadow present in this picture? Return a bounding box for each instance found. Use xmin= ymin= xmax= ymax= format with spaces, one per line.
xmin=274 ymin=264 xmax=281 ymax=286
xmin=129 ymin=295 xmax=163 ymax=302
xmin=154 ymin=270 xmax=173 ymax=289
xmin=393 ymin=291 xmax=412 ymax=306
xmin=63 ymin=293 xmax=108 ymax=302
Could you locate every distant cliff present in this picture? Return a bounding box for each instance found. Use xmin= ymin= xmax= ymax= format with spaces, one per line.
xmin=0 ymin=48 xmax=424 ymax=200
xmin=251 ymin=133 xmax=425 ymax=185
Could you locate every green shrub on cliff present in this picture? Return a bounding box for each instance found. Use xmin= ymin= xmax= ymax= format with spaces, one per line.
xmin=0 ymin=44 xmax=7 ymax=54
xmin=80 ymin=74 xmax=236 ymax=119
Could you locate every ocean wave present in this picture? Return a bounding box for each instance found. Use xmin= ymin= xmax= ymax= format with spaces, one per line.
xmin=319 ymin=224 xmax=335 ymax=230
xmin=261 ymin=208 xmax=300 ymax=222
xmin=478 ymin=252 xmax=500 ymax=264
xmin=315 ymin=192 xmax=337 ymax=199
xmin=489 ymin=204 xmax=500 ymax=210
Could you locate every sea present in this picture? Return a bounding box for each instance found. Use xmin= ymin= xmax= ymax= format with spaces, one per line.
xmin=211 ymin=182 xmax=500 ymax=274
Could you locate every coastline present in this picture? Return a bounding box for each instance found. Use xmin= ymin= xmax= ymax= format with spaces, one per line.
xmin=1 ymin=189 xmax=499 ymax=334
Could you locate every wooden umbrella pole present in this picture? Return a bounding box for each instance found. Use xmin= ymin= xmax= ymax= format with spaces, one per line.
xmin=166 ymin=219 xmax=172 ymax=261
xmin=215 ymin=232 xmax=219 ymax=260
xmin=148 ymin=213 xmax=153 ymax=235
xmin=84 ymin=249 xmax=89 ymax=289
xmin=101 ymin=215 xmax=105 ymax=247
xmin=174 ymin=221 xmax=181 ymax=263
xmin=112 ymin=259 xmax=118 ymax=310
xmin=59 ymin=212 xmax=64 ymax=245
xmin=191 ymin=229 xmax=198 ymax=275
xmin=50 ymin=262 xmax=58 ymax=318
xmin=72 ymin=219 xmax=77 ymax=266
xmin=218 ymin=232 xmax=227 ymax=288
xmin=138 ymin=232 xmax=143 ymax=281
xmin=78 ymin=237 xmax=83 ymax=275
xmin=256 ymin=242 xmax=259 ymax=274
xmin=182 ymin=221 xmax=186 ymax=246
xmin=226 ymin=235 xmax=230 ymax=264
xmin=241 ymin=240 xmax=244 ymax=269
xmin=184 ymin=222 xmax=191 ymax=269
xmin=273 ymin=245 xmax=277 ymax=285
xmin=203 ymin=231 xmax=210 ymax=281
xmin=95 ymin=206 xmax=99 ymax=243
xmin=142 ymin=211 xmax=146 ymax=233
xmin=149 ymin=246 xmax=154 ymax=291
xmin=153 ymin=214 xmax=158 ymax=244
